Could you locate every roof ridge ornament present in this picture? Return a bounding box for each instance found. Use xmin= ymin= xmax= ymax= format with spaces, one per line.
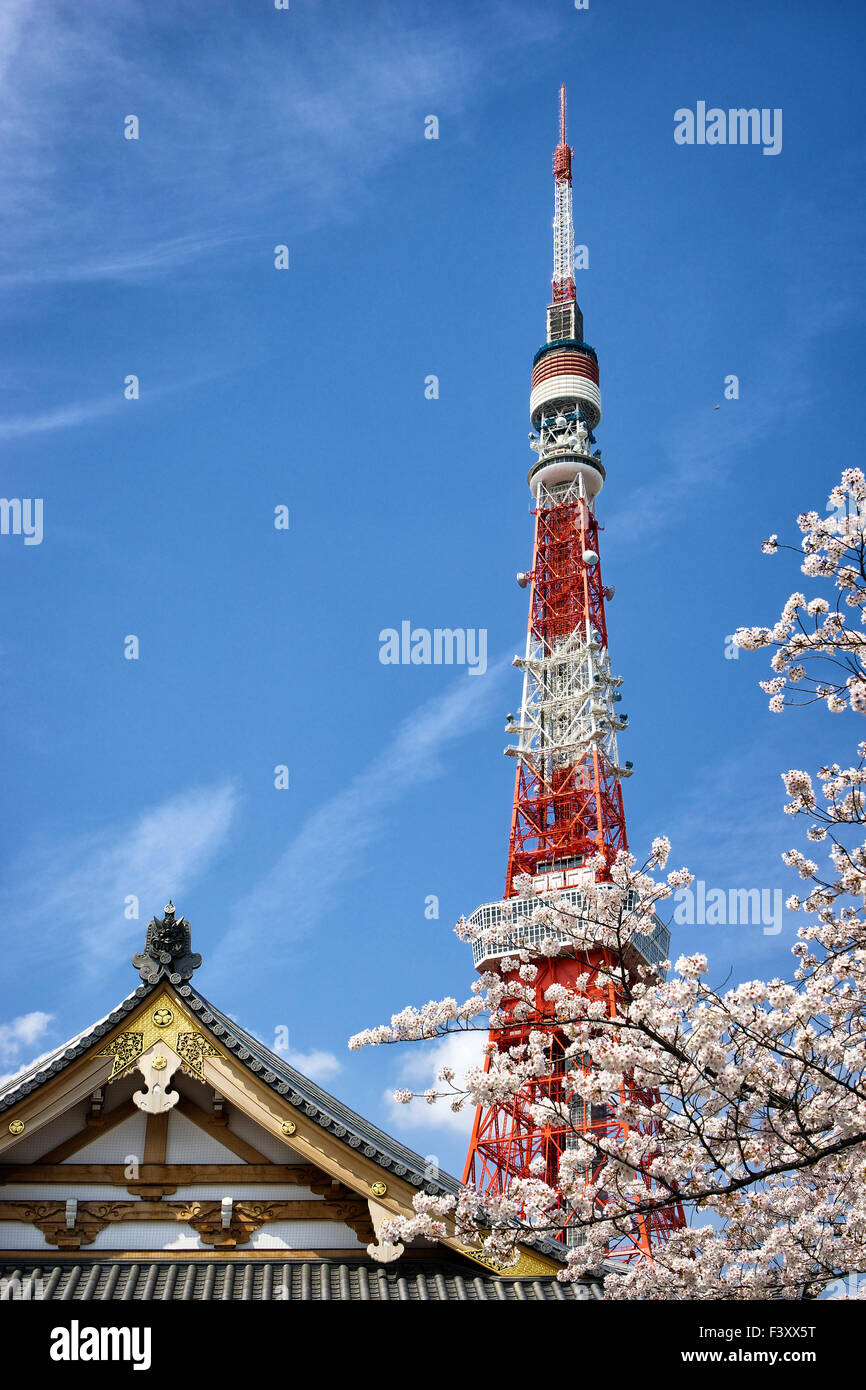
xmin=132 ymin=902 xmax=202 ymax=985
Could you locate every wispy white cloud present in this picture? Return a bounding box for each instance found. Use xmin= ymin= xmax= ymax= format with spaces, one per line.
xmin=0 ymin=393 xmax=122 ymax=441
xmin=279 ymin=1048 xmax=342 ymax=1083
xmin=0 ymin=781 xmax=239 ymax=981
xmin=209 ymin=665 xmax=507 ymax=979
xmin=385 ymin=1031 xmax=485 ymax=1136
xmin=0 ymin=233 xmax=258 ymax=289
xmin=0 ymin=366 xmax=233 ymax=442
xmin=0 ymin=666 xmax=504 ymax=1001
xmin=216 ymin=1011 xmax=343 ymax=1083
xmin=0 ymin=1010 xmax=52 ymax=1067
xmin=0 ymin=1011 xmax=55 ymax=1088
xmin=0 ymin=1 xmax=556 ymax=289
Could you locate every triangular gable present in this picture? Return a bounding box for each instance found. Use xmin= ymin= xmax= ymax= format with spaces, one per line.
xmin=0 ymin=928 xmax=563 ymax=1278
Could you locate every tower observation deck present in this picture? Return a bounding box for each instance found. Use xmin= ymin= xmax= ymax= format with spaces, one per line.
xmin=462 ymin=88 xmax=682 ymax=1260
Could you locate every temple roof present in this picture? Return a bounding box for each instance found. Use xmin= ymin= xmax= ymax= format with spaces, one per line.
xmin=0 ymin=976 xmax=459 ymax=1202
xmin=0 ymin=902 xmax=579 ymax=1280
xmin=0 ymin=1257 xmax=603 ymax=1302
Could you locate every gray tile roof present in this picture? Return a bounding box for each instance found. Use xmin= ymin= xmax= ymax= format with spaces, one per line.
xmin=0 ymin=1259 xmax=603 ymax=1302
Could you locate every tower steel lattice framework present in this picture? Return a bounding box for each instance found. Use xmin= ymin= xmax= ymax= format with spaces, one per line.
xmin=462 ymin=89 xmax=684 ymax=1259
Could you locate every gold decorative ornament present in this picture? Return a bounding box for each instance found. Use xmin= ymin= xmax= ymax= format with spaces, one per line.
xmin=280 ymin=1120 xmax=296 ymax=1136
xmin=98 ymin=1031 xmax=144 ymax=1080
xmin=96 ymin=994 xmax=219 ymax=1081
xmin=459 ymin=1244 xmax=560 ymax=1279
xmin=151 ymin=1055 xmax=168 ymax=1071
xmin=7 ymin=1119 xmax=25 ymax=1136
xmin=174 ymin=1032 xmax=218 ymax=1079
xmin=370 ymin=1181 xmax=388 ymax=1198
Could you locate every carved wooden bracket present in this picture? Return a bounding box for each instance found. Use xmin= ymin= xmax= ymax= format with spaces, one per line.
xmin=21 ymin=1201 xmax=126 ymax=1250
xmin=332 ymin=1201 xmax=376 ymax=1246
xmin=307 ymin=1174 xmax=375 ymax=1245
xmin=308 ymin=1172 xmax=344 ymax=1198
xmin=366 ymin=1199 xmax=405 ymax=1264
xmin=133 ymin=1043 xmax=181 ymax=1114
xmin=2 ymin=1194 xmax=378 ymax=1250
xmin=125 ymin=1181 xmax=178 ymax=1200
xmin=178 ymin=1201 xmax=275 ymax=1249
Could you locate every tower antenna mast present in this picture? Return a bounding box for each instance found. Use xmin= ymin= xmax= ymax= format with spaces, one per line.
xmin=552 ymin=83 xmax=575 ymax=306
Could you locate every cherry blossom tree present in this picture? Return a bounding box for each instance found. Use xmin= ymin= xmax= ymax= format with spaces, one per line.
xmin=351 ymin=470 xmax=866 ymax=1300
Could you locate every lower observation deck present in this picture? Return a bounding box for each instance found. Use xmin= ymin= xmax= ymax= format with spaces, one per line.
xmin=469 ymin=889 xmax=670 ymax=973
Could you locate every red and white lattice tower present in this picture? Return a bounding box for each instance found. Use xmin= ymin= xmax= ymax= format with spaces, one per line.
xmin=462 ymin=88 xmax=683 ymax=1259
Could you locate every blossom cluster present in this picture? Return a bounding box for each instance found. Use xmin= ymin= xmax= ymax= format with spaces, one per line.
xmin=733 ymin=470 xmax=866 ymax=715
xmin=348 ymin=473 xmax=866 ymax=1300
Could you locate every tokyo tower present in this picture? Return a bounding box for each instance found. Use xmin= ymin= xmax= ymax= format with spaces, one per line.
xmin=462 ymin=87 xmax=683 ymax=1259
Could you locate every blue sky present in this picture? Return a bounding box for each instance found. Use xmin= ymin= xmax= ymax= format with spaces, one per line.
xmin=1 ymin=0 xmax=864 ymax=1177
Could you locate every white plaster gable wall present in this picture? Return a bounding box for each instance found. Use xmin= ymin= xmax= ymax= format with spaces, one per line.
xmin=63 ymin=1112 xmax=147 ymax=1164
xmin=0 ymin=1222 xmax=52 ymax=1249
xmin=247 ymin=1221 xmax=366 ymax=1250
xmin=226 ymin=1108 xmax=301 ymax=1162
xmin=2 ymin=1104 xmax=86 ymax=1162
xmin=164 ymin=1110 xmax=244 ymax=1164
xmin=87 ymin=1222 xmax=203 ymax=1251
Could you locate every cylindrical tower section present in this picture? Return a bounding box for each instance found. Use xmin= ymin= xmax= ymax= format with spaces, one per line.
xmin=528 ymin=337 xmax=604 ymax=498
xmin=528 ymin=452 xmax=605 ymax=500
xmin=529 ymin=341 xmax=601 ymax=432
